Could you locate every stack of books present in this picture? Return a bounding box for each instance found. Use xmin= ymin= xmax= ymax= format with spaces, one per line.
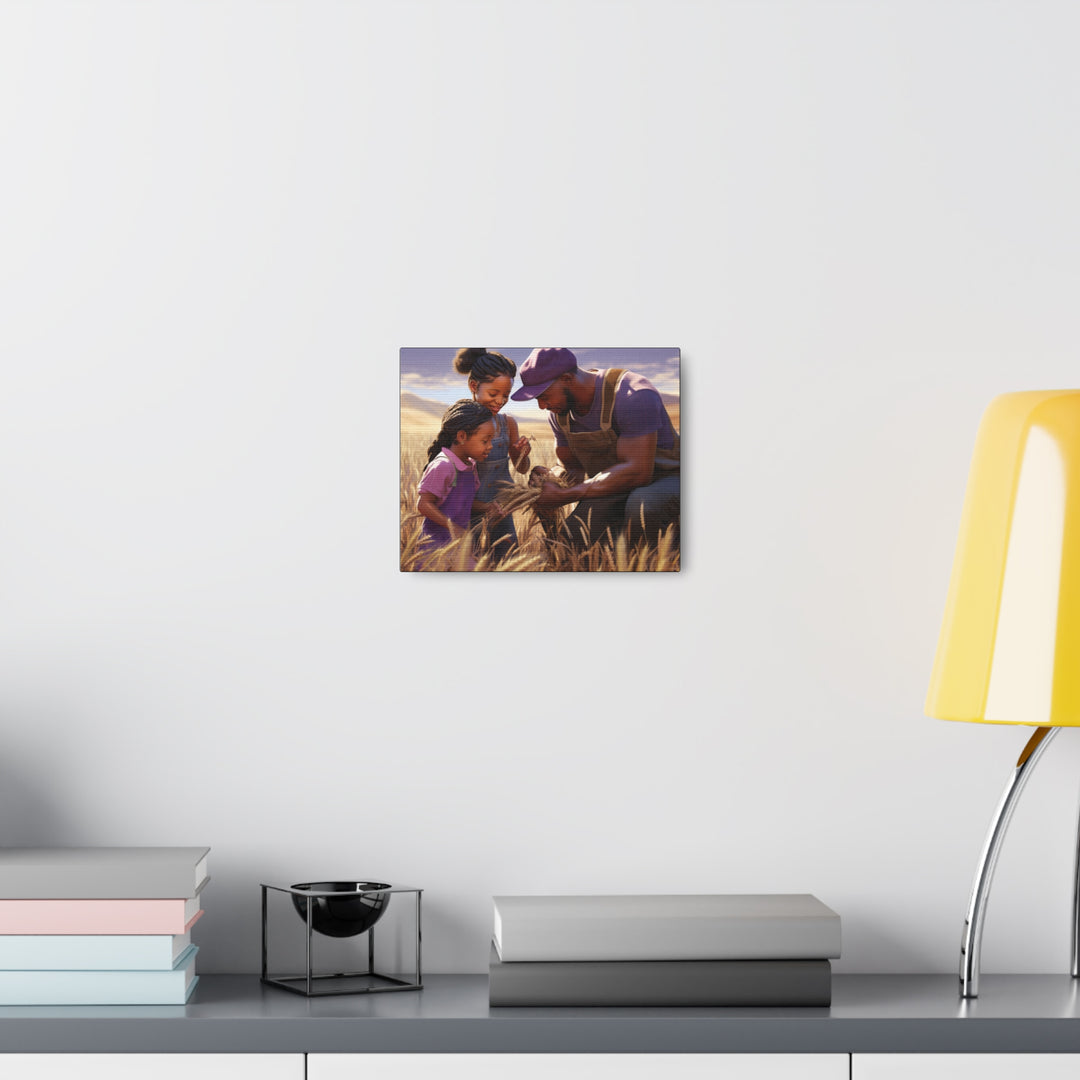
xmin=489 ymin=893 xmax=841 ymax=1007
xmin=0 ymin=846 xmax=209 ymax=1004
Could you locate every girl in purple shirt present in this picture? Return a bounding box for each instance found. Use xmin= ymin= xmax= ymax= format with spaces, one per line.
xmin=416 ymin=400 xmax=495 ymax=566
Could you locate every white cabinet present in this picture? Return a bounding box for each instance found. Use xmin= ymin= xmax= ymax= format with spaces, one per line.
xmin=1 ymin=1055 xmax=304 ymax=1079
xmin=309 ymin=1054 xmax=849 ymax=1079
xmin=854 ymin=1055 xmax=1080 ymax=1079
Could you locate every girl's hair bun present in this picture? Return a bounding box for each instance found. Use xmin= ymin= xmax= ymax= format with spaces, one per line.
xmin=453 ymin=348 xmax=517 ymax=380
xmin=453 ymin=348 xmax=487 ymax=375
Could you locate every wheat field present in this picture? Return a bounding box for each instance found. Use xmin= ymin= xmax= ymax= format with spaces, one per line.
xmin=399 ymin=427 xmax=679 ymax=573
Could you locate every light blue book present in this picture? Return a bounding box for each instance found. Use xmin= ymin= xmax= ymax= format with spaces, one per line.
xmin=0 ymin=944 xmax=198 ymax=1005
xmin=0 ymin=931 xmax=191 ymax=971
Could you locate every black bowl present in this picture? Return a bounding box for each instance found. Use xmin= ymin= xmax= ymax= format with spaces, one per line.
xmin=290 ymin=881 xmax=391 ymax=938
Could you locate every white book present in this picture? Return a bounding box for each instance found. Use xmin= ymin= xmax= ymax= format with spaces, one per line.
xmin=492 ymin=894 xmax=842 ymax=962
xmin=0 ymin=930 xmax=191 ymax=970
xmin=0 ymin=847 xmax=209 ymax=899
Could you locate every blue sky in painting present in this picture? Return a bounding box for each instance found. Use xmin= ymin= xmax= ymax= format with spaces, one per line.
xmin=400 ymin=347 xmax=680 ymax=418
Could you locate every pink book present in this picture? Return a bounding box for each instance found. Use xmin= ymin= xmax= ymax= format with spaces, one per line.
xmin=0 ymin=898 xmax=203 ymax=935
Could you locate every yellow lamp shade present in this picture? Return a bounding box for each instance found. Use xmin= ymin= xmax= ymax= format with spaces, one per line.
xmin=927 ymin=390 xmax=1080 ymax=726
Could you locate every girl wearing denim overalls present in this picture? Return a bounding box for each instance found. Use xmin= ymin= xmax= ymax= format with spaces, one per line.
xmin=453 ymin=349 xmax=531 ymax=562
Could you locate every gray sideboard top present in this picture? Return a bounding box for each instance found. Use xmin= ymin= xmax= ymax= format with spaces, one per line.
xmin=2 ymin=974 xmax=1080 ymax=1054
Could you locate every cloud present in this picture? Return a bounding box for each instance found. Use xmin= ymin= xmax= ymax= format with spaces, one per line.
xmin=650 ymin=354 xmax=682 ymax=394
xmin=400 ymin=347 xmax=681 ymax=396
xmin=400 ymin=372 xmax=460 ymax=392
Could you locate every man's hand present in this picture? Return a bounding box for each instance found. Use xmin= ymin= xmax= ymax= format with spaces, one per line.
xmin=534 ymin=481 xmax=571 ymax=512
xmin=528 ymin=465 xmax=553 ymax=488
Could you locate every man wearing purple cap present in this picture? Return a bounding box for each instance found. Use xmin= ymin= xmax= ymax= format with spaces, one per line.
xmin=511 ymin=347 xmax=680 ymax=548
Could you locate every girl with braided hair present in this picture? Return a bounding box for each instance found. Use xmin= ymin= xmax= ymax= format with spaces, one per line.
xmin=416 ymin=399 xmax=496 ymax=567
xmin=453 ymin=348 xmax=531 ymax=561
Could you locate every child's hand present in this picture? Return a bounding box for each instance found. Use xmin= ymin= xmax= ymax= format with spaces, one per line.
xmin=510 ymin=436 xmax=531 ymax=466
xmin=473 ymin=499 xmax=506 ymax=524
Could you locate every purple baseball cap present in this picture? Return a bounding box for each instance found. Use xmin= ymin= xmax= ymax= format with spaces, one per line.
xmin=510 ymin=347 xmax=579 ymax=401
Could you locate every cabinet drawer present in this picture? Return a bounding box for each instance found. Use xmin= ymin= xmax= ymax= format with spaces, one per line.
xmin=309 ymin=1054 xmax=848 ymax=1080
xmin=854 ymin=1054 xmax=1080 ymax=1079
xmin=2 ymin=1055 xmax=304 ymax=1079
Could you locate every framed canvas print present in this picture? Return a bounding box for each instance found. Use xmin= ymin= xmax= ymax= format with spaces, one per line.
xmin=400 ymin=348 xmax=680 ymax=572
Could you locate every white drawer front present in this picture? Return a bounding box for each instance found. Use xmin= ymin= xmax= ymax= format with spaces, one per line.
xmin=309 ymin=1054 xmax=848 ymax=1080
xmin=3 ymin=1054 xmax=304 ymax=1079
xmin=855 ymin=1054 xmax=1080 ymax=1079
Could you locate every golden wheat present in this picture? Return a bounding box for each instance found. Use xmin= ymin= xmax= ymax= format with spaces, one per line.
xmin=399 ymin=430 xmax=679 ymax=572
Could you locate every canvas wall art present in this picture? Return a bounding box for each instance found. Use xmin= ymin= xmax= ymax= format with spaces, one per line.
xmin=400 ymin=347 xmax=680 ymax=572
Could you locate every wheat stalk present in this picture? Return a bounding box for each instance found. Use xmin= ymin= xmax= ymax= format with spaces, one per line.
xmin=400 ymin=433 xmax=678 ymax=571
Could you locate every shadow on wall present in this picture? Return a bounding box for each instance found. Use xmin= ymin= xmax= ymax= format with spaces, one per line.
xmin=0 ymin=755 xmax=81 ymax=845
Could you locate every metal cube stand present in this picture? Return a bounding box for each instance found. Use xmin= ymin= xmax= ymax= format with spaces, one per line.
xmin=260 ymin=883 xmax=422 ymax=997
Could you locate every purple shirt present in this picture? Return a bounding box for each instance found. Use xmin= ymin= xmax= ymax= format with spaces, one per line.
xmin=417 ymin=449 xmax=480 ymax=549
xmin=549 ymin=369 xmax=677 ymax=452
xmin=418 ymin=449 xmax=479 ymax=501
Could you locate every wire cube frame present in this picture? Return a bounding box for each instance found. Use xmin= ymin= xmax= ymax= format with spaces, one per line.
xmin=260 ymin=882 xmax=423 ymax=997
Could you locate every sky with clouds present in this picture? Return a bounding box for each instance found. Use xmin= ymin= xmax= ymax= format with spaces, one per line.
xmin=400 ymin=347 xmax=680 ymax=418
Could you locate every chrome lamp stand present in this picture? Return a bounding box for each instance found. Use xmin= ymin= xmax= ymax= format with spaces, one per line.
xmin=959 ymin=726 xmax=1080 ymax=997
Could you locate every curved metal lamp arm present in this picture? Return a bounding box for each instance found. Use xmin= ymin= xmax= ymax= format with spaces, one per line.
xmin=1073 ymin=772 xmax=1080 ymax=978
xmin=960 ymin=725 xmax=1058 ymax=998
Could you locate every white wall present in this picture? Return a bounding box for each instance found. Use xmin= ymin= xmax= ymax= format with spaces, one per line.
xmin=2 ymin=0 xmax=1080 ymax=976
